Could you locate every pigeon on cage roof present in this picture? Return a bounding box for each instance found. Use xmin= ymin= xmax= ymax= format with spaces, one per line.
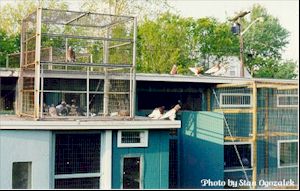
xmin=170 ymin=65 xmax=177 ymax=75
xmin=160 ymin=104 xmax=181 ymax=121
xmin=67 ymin=46 xmax=76 ymax=62
xmin=148 ymin=106 xmax=165 ymax=119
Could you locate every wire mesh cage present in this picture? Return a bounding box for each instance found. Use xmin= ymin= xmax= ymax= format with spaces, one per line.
xmin=211 ymin=82 xmax=298 ymax=189
xmin=17 ymin=8 xmax=137 ymax=119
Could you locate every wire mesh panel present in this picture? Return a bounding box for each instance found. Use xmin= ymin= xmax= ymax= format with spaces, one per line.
xmin=55 ymin=133 xmax=101 ymax=174
xmin=55 ymin=178 xmax=100 ymax=189
xmin=18 ymin=8 xmax=137 ymax=119
xmin=256 ymin=86 xmax=298 ymax=188
xmin=213 ymin=83 xmax=298 ymax=188
xmin=54 ymin=133 xmax=101 ymax=189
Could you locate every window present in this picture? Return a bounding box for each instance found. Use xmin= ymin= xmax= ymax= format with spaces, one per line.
xmin=224 ymin=142 xmax=253 ymax=172
xmin=12 ymin=162 xmax=32 ymax=189
xmin=220 ymin=93 xmax=252 ymax=107
xmin=117 ymin=130 xmax=148 ymax=148
xmin=54 ymin=133 xmax=101 ymax=189
xmin=122 ymin=157 xmax=142 ymax=189
xmin=277 ymin=95 xmax=298 ymax=108
xmin=278 ymin=140 xmax=298 ymax=168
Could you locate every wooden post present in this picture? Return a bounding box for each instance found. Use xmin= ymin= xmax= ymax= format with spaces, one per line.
xmin=34 ymin=7 xmax=42 ymax=119
xmin=103 ymin=28 xmax=110 ymax=116
xmin=131 ymin=17 xmax=137 ymax=118
xmin=252 ymin=81 xmax=257 ymax=188
xmin=16 ymin=20 xmax=26 ymax=116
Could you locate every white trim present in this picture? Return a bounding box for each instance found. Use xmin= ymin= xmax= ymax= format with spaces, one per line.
xmin=276 ymin=94 xmax=298 ymax=108
xmin=0 ymin=119 xmax=181 ymax=130
xmin=54 ymin=173 xmax=101 ymax=179
xmin=117 ymin=130 xmax=148 ymax=148
xmin=277 ymin=140 xmax=298 ymax=168
xmin=220 ymin=93 xmax=252 ymax=108
xmin=224 ymin=141 xmax=253 ymax=172
xmin=100 ymin=130 xmax=112 ymax=189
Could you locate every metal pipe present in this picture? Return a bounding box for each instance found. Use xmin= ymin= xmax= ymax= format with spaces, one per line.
xmin=41 ymin=33 xmax=132 ymax=43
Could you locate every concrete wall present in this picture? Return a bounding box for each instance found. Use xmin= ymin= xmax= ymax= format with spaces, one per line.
xmin=0 ymin=130 xmax=53 ymax=189
xmin=112 ymin=130 xmax=169 ymax=189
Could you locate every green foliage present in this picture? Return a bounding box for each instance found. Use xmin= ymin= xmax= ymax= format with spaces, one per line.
xmin=242 ymin=4 xmax=292 ymax=78
xmin=0 ymin=30 xmax=20 ymax=67
xmin=254 ymin=59 xmax=297 ymax=79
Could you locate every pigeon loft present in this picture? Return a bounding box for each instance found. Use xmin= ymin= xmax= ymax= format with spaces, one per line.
xmin=17 ymin=8 xmax=137 ymax=120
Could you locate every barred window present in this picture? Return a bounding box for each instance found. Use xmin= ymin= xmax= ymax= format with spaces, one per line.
xmin=118 ymin=130 xmax=148 ymax=147
xmin=220 ymin=93 xmax=252 ymax=107
xmin=277 ymin=95 xmax=298 ymax=107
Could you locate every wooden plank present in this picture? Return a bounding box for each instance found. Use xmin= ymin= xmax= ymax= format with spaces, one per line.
xmin=216 ymin=83 xmax=251 ymax=88
xmin=252 ymin=81 xmax=257 ymax=189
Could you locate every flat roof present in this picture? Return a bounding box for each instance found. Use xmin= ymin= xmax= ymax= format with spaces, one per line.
xmin=0 ymin=115 xmax=181 ymax=130
xmin=0 ymin=68 xmax=298 ymax=85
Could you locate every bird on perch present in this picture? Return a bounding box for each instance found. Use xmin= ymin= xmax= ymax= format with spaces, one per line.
xmin=189 ymin=66 xmax=204 ymax=75
xmin=170 ymin=65 xmax=178 ymax=75
xmin=148 ymin=106 xmax=165 ymax=119
xmin=66 ymin=46 xmax=76 ymax=62
xmin=160 ymin=104 xmax=181 ymax=121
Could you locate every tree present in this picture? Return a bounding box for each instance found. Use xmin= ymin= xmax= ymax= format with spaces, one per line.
xmin=137 ymin=13 xmax=191 ymax=73
xmin=239 ymin=4 xmax=296 ymax=78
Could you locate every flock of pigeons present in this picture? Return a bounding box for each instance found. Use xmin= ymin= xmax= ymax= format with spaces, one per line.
xmin=170 ymin=64 xmax=204 ymax=76
xmin=45 ymin=100 xmax=88 ymax=117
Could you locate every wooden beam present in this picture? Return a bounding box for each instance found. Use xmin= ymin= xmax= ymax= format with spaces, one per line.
xmin=224 ymin=136 xmax=252 ymax=142
xmin=252 ymin=81 xmax=258 ymax=189
xmin=216 ymin=83 xmax=251 ymax=88
xmin=34 ymin=7 xmax=42 ymax=119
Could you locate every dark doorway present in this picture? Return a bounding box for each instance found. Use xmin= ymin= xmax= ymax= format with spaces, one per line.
xmin=122 ymin=157 xmax=141 ymax=189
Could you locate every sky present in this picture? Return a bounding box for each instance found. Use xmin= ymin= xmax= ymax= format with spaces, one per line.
xmin=0 ymin=0 xmax=299 ymax=62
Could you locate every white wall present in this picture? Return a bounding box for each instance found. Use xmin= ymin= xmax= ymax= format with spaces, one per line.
xmin=0 ymin=130 xmax=53 ymax=189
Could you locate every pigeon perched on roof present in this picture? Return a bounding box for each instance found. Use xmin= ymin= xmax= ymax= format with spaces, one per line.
xmin=170 ymin=65 xmax=177 ymax=75
xmin=189 ymin=66 xmax=203 ymax=75
xmin=205 ymin=63 xmax=221 ymax=74
xmin=66 ymin=46 xmax=76 ymax=62
xmin=148 ymin=106 xmax=165 ymax=119
xmin=160 ymin=104 xmax=181 ymax=121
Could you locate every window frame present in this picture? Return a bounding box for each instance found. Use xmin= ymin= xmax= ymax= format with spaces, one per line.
xmin=117 ymin=130 xmax=149 ymax=148
xmin=224 ymin=142 xmax=253 ymax=172
xmin=276 ymin=94 xmax=298 ymax=108
xmin=277 ymin=139 xmax=298 ymax=168
xmin=220 ymin=93 xmax=252 ymax=108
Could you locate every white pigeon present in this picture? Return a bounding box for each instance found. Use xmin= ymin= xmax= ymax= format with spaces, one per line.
xmin=205 ymin=63 xmax=221 ymax=74
xmin=48 ymin=104 xmax=57 ymax=117
xmin=148 ymin=106 xmax=165 ymax=119
xmin=160 ymin=104 xmax=181 ymax=121
xmin=189 ymin=67 xmax=203 ymax=75
xmin=170 ymin=65 xmax=177 ymax=75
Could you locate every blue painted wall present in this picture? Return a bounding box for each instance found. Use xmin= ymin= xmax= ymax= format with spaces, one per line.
xmin=111 ymin=130 xmax=169 ymax=189
xmin=180 ymin=111 xmax=224 ymax=189
xmin=0 ymin=130 xmax=53 ymax=189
